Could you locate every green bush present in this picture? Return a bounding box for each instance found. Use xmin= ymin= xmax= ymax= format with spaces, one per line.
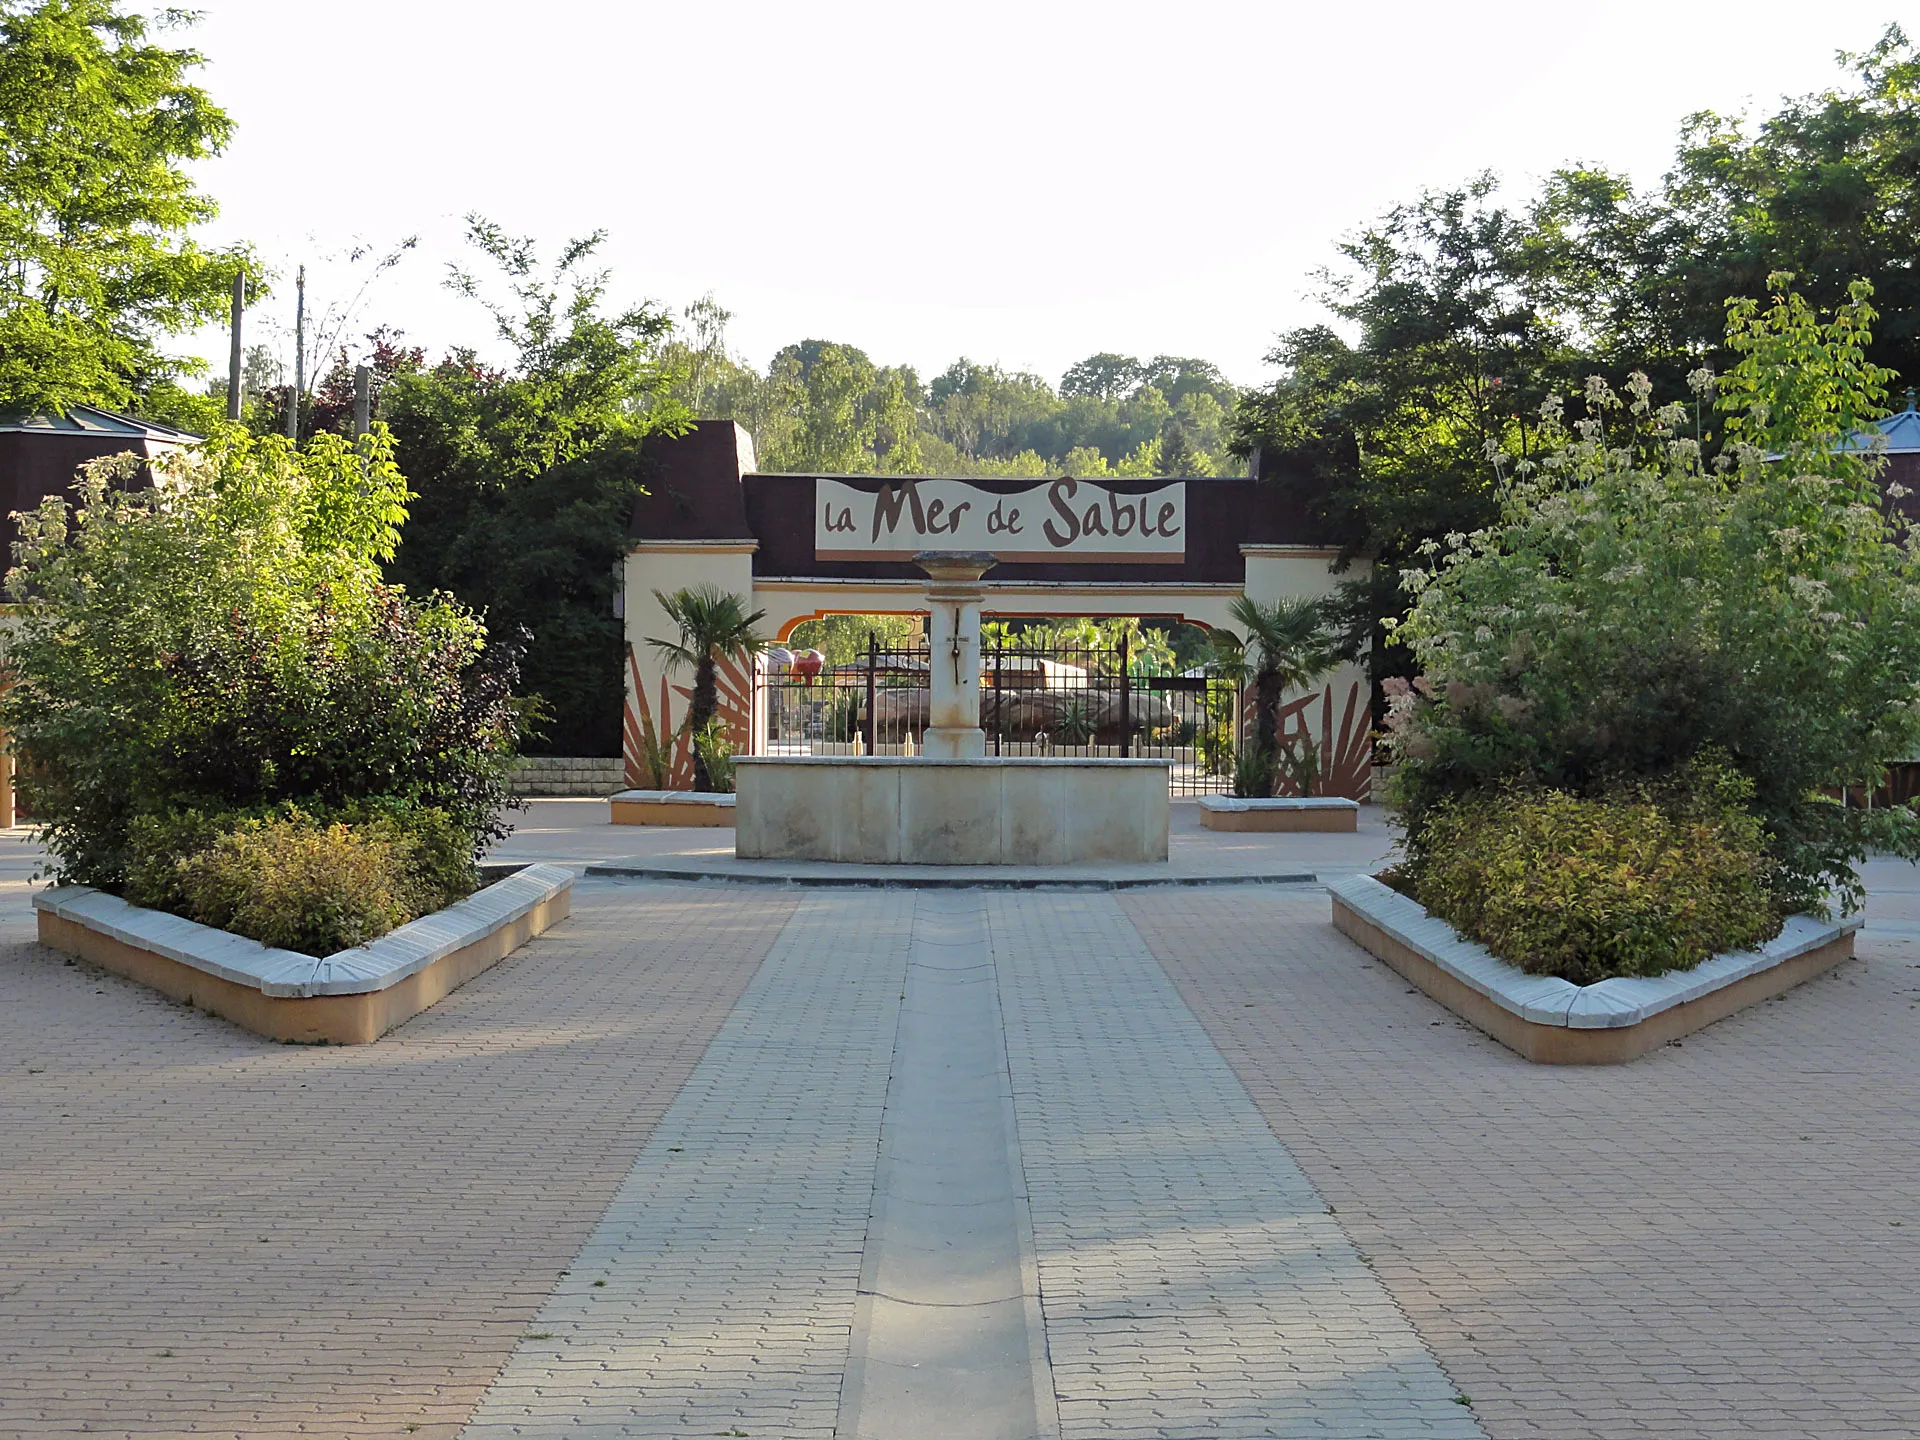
xmin=690 ymin=720 xmax=736 ymax=794
xmin=1412 ymin=761 xmax=1783 ymax=984
xmin=3 ymin=427 xmax=525 ymax=895
xmin=1387 ymin=280 xmax=1920 ymax=915
xmin=1231 ymin=742 xmax=1275 ymax=798
xmin=164 ymin=809 xmax=477 ymax=957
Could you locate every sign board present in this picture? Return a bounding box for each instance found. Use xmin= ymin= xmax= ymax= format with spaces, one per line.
xmin=815 ymin=477 xmax=1185 ymax=564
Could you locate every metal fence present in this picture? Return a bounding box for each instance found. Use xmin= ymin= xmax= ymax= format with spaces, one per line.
xmin=764 ymin=634 xmax=1239 ymax=796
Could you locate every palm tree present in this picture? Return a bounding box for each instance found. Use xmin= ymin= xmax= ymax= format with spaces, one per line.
xmin=1212 ymin=595 xmax=1341 ymax=788
xmin=649 ymin=586 xmax=768 ymax=791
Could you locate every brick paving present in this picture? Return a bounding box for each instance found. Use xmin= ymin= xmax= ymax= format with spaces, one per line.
xmin=1125 ymin=886 xmax=1920 ymax=1440
xmin=992 ymin=893 xmax=1482 ymax=1440
xmin=0 ymin=880 xmax=795 ymax=1440
xmin=8 ymin=834 xmax=1920 ymax=1439
xmin=462 ymin=892 xmax=914 ymax=1438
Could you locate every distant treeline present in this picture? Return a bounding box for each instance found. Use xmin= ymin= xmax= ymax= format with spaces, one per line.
xmin=658 ymin=307 xmax=1246 ymax=479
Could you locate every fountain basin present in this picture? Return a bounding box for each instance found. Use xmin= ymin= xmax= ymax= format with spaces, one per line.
xmin=735 ymin=756 xmax=1170 ymax=865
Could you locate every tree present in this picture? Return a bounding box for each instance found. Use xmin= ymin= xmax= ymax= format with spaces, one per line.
xmin=649 ymin=586 xmax=767 ymax=792
xmin=383 ymin=217 xmax=691 ymax=755
xmin=0 ymin=0 xmax=248 ymax=415
xmin=1662 ymin=25 xmax=1920 ymax=389
xmin=307 ymin=328 xmax=425 ymax=437
xmin=1060 ymin=352 xmax=1143 ymax=402
xmin=661 ymin=317 xmax=1249 ymax=479
xmin=1157 ymin=416 xmax=1203 ymax=476
xmin=1232 ymin=180 xmax=1583 ymax=717
xmin=1212 ymin=595 xmax=1341 ymax=796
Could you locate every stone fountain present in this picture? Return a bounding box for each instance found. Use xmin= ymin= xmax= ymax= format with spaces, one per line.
xmin=733 ymin=551 xmax=1170 ymax=865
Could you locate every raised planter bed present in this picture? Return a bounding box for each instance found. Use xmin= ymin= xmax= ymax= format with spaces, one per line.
xmin=34 ymin=863 xmax=574 ymax=1045
xmin=1198 ymin=795 xmax=1360 ymax=832
xmin=1327 ymin=872 xmax=1858 ymax=1064
xmin=609 ymin=788 xmax=737 ymax=827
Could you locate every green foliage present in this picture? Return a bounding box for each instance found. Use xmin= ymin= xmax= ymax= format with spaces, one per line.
xmin=1231 ymin=742 xmax=1275 ymax=800
xmin=1412 ymin=762 xmax=1782 ymax=985
xmin=787 ymin=613 xmax=917 ymax=667
xmin=165 ymin=808 xmax=476 ymax=957
xmin=1659 ymin=26 xmax=1920 ymax=388
xmin=689 ymin=720 xmax=736 ymax=794
xmin=1235 ymin=28 xmax=1920 ymax=691
xmin=1212 ymin=596 xmax=1341 ymax=760
xmin=1387 ymin=280 xmax=1920 ymax=916
xmin=2 ymin=426 xmax=524 ymax=893
xmin=384 ymin=217 xmax=690 ymax=755
xmin=1053 ymin=699 xmax=1094 ymax=747
xmin=649 ymin=585 xmax=766 ymax=791
xmin=658 ymin=300 xmax=1242 ymax=478
xmin=0 ymin=0 xmax=248 ymax=415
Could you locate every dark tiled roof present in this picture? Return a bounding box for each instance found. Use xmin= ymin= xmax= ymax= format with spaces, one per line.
xmin=0 ymin=404 xmax=199 ymax=443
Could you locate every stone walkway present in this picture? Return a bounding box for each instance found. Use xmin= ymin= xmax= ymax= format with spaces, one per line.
xmin=462 ymin=890 xmax=1474 ymax=1438
xmin=6 ymin=816 xmax=1920 ymax=1438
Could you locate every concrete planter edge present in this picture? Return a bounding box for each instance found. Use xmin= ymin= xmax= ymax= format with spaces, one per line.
xmin=608 ymin=789 xmax=737 ymax=827
xmin=34 ymin=864 xmax=574 ymax=1044
xmin=1326 ymin=872 xmax=1858 ymax=1063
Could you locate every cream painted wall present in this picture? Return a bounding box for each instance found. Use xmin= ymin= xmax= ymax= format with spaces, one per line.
xmin=621 ymin=542 xmax=1375 ymax=793
xmin=622 ymin=542 xmax=758 ymax=781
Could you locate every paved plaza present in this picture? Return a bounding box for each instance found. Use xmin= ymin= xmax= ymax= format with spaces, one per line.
xmin=4 ymin=802 xmax=1919 ymax=1438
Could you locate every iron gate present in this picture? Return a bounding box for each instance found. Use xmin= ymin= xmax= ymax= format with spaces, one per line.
xmin=764 ymin=633 xmax=1238 ymax=796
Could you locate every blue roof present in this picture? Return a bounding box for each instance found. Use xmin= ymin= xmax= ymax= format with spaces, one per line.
xmin=1841 ymin=389 xmax=1920 ymax=454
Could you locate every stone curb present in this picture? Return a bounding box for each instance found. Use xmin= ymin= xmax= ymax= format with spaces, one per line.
xmin=34 ymin=864 xmax=575 ymax=997
xmin=1326 ymin=872 xmax=1858 ymax=1028
xmin=585 ymin=862 xmax=1317 ymax=891
xmin=609 ymin=789 xmax=737 ymax=807
xmin=1327 ymin=872 xmax=1860 ymax=1063
xmin=1197 ymin=795 xmax=1360 ymax=812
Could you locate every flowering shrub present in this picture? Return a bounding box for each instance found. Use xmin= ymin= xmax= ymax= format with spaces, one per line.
xmin=2 ymin=427 xmax=525 ymax=909
xmin=1387 ymin=279 xmax=1920 ymax=918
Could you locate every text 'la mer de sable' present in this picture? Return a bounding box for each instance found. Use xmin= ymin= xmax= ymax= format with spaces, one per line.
xmin=819 ymin=477 xmax=1183 ymax=548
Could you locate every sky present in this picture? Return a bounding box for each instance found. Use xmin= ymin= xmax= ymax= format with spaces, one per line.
xmin=181 ymin=0 xmax=1908 ymax=391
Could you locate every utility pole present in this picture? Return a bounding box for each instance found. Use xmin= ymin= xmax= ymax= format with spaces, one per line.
xmin=225 ymin=272 xmax=245 ymax=421
xmin=286 ymin=265 xmax=305 ymax=441
xmin=352 ymin=364 xmax=371 ymax=438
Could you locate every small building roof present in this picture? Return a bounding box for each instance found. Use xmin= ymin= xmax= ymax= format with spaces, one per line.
xmin=1841 ymin=388 xmax=1920 ymax=455
xmin=0 ymin=404 xmax=200 ymax=445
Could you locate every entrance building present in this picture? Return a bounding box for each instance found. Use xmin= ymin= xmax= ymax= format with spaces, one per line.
xmin=622 ymin=421 xmax=1373 ymax=797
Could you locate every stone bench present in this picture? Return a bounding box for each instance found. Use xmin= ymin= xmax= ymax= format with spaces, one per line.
xmin=609 ymin=789 xmax=738 ymax=827
xmin=1197 ymin=795 xmax=1360 ymax=832
xmin=35 ymin=864 xmax=574 ymax=1045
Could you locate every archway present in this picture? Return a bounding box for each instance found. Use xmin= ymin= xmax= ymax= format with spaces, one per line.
xmin=622 ymin=422 xmax=1372 ymax=797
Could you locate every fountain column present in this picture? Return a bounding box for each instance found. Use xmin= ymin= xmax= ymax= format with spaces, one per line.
xmin=914 ymin=550 xmax=996 ymax=760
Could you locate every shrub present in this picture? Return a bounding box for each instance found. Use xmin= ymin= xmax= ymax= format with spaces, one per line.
xmin=1231 ymin=742 xmax=1275 ymax=798
xmin=690 ymin=720 xmax=736 ymax=793
xmin=169 ymin=810 xmax=470 ymax=956
xmin=1387 ymin=279 xmax=1920 ymax=915
xmin=124 ymin=804 xmax=477 ymax=952
xmin=1412 ymin=760 xmax=1783 ymax=984
xmin=2 ymin=427 xmax=525 ymax=893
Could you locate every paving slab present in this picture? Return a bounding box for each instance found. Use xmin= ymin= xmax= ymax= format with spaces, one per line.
xmin=1128 ymin=883 xmax=1920 ymax=1440
xmin=839 ymin=894 xmax=1053 ymax=1440
xmin=990 ymin=892 xmax=1486 ymax=1440
xmin=460 ymin=891 xmax=913 ymax=1440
